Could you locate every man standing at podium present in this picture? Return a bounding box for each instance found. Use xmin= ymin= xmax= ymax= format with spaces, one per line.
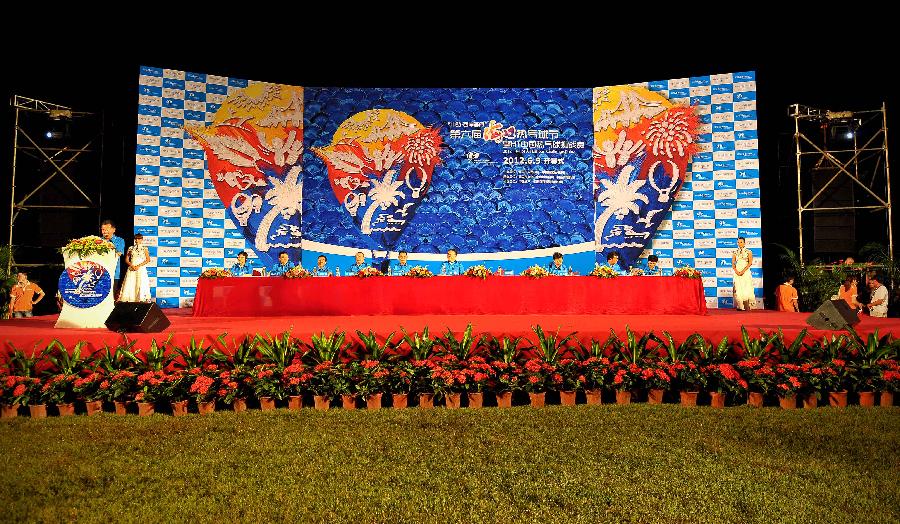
xmin=101 ymin=219 xmax=125 ymax=298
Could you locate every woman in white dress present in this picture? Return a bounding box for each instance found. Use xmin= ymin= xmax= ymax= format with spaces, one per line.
xmin=731 ymin=236 xmax=756 ymax=311
xmin=119 ymin=234 xmax=151 ymax=302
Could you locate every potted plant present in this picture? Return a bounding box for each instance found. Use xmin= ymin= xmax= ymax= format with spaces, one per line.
xmin=609 ymin=361 xmax=642 ymax=404
xmin=1 ymin=375 xmax=38 ymax=418
xmin=798 ymin=362 xmax=829 ymax=408
xmin=702 ymin=364 xmax=748 ymax=407
xmin=555 ymin=358 xmax=583 ymax=406
xmin=350 ymin=360 xmax=390 ymax=410
xmin=217 ymin=369 xmax=249 ymax=412
xmin=41 ymin=374 xmax=78 ymax=416
xmin=249 ymin=364 xmax=282 ymax=410
xmin=735 ymin=358 xmax=774 ymax=407
xmin=520 ymin=358 xmax=555 ymax=407
xmin=641 ymin=363 xmax=673 ymax=405
xmin=309 ymin=361 xmax=335 ymax=410
xmin=188 ymin=372 xmax=218 ymax=414
xmin=388 ymin=361 xmax=416 ymax=409
xmin=164 ymin=371 xmax=191 ymax=416
xmin=823 ymin=359 xmax=851 ymax=407
xmin=281 ymin=363 xmax=312 ymax=411
xmin=491 ymin=360 xmax=520 ymax=408
xmin=463 ymin=356 xmax=494 ymax=408
xmin=772 ymin=364 xmax=804 ymax=409
xmin=72 ymin=372 xmax=105 ymax=415
xmin=876 ymin=360 xmax=899 ymax=407
xmin=580 ymin=356 xmax=610 ymax=405
xmin=136 ymin=370 xmax=171 ymax=416
xmin=669 ymin=361 xmax=707 ymax=406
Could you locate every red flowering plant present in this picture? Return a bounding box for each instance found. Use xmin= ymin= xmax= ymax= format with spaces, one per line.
xmin=188 ymin=374 xmax=218 ymax=403
xmin=135 ymin=371 xmax=169 ymax=403
xmin=556 ymin=358 xmax=586 ymax=392
xmin=426 ymin=355 xmax=470 ymax=396
xmin=349 ymin=360 xmax=391 ymax=399
xmin=669 ymin=361 xmax=707 ymax=392
xmin=640 ymin=362 xmax=674 ymax=391
xmin=389 ymin=361 xmax=417 ymax=395
xmin=797 ymin=362 xmax=832 ymax=399
xmin=281 ymin=363 xmax=313 ymax=398
xmin=772 ymin=364 xmax=805 ymax=398
xmin=491 ymin=360 xmax=522 ymax=393
xmin=161 ymin=370 xmax=191 ymax=403
xmin=40 ymin=374 xmax=78 ymax=405
xmin=308 ymin=361 xmax=336 ymax=396
xmin=735 ymin=358 xmax=775 ymax=394
xmin=464 ymin=356 xmax=495 ymax=393
xmin=248 ymin=363 xmax=284 ymax=400
xmin=608 ymin=360 xmax=643 ymax=392
xmin=217 ymin=368 xmax=251 ymax=404
xmin=0 ymin=374 xmax=40 ymax=406
xmin=875 ymin=360 xmax=900 ymax=392
xmin=519 ymin=358 xmax=558 ymax=393
xmin=98 ymin=371 xmax=137 ymax=403
xmin=72 ymin=372 xmax=104 ymax=402
xmin=580 ymin=356 xmax=610 ymax=390
xmin=821 ymin=359 xmax=851 ymax=392
xmin=702 ymin=363 xmax=748 ymax=396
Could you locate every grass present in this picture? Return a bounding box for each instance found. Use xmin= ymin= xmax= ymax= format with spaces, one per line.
xmin=1 ymin=404 xmax=899 ymax=523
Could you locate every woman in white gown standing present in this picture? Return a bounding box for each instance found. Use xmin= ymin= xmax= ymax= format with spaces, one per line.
xmin=731 ymin=236 xmax=756 ymax=311
xmin=119 ymin=234 xmax=151 ymax=302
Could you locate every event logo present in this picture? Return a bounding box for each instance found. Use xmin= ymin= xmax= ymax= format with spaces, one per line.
xmin=58 ymin=261 xmax=111 ymax=309
xmin=593 ymin=86 xmax=700 ymax=269
xmin=186 ymin=83 xmax=304 ymax=267
xmin=313 ymin=109 xmax=443 ymax=252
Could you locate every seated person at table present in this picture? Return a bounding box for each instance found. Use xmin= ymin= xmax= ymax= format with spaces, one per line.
xmin=347 ymin=252 xmax=368 ymax=274
xmin=391 ymin=250 xmax=412 ymax=276
xmin=230 ymin=251 xmax=253 ymax=277
xmin=440 ymin=248 xmax=464 ymax=276
xmin=547 ymin=252 xmax=569 ymax=276
xmin=631 ymin=254 xmax=663 ymax=276
xmin=310 ymin=255 xmax=332 ymax=277
xmin=269 ymin=251 xmax=295 ymax=276
xmin=604 ymin=251 xmax=627 ymax=276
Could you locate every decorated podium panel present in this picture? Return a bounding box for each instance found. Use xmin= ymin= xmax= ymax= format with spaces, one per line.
xmin=55 ymin=237 xmax=117 ymax=329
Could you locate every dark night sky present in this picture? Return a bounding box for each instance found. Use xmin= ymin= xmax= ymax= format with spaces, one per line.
xmin=2 ymin=22 xmax=895 ymax=309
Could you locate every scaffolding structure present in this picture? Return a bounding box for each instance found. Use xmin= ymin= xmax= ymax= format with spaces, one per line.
xmin=7 ymin=95 xmax=103 ymax=273
xmin=790 ymin=103 xmax=892 ymax=263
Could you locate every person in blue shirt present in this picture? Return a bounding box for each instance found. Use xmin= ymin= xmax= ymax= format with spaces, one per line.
xmin=230 ymin=251 xmax=253 ymax=277
xmin=605 ymin=251 xmax=627 ymax=276
xmin=547 ymin=252 xmax=570 ymax=276
xmin=631 ymin=254 xmax=664 ymax=276
xmin=101 ymin=219 xmax=126 ymax=297
xmin=310 ymin=255 xmax=331 ymax=277
xmin=392 ymin=250 xmax=412 ymax=276
xmin=440 ymin=248 xmax=464 ymax=276
xmin=269 ymin=251 xmax=295 ymax=276
xmin=347 ymin=252 xmax=368 ymax=275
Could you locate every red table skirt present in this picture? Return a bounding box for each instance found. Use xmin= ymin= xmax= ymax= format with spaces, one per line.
xmin=192 ymin=276 xmax=707 ymax=317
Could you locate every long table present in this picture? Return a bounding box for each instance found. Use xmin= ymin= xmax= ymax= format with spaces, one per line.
xmin=192 ymin=276 xmax=707 ymax=317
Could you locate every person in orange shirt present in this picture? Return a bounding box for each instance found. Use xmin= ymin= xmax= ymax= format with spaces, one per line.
xmin=775 ymin=275 xmax=799 ymax=312
xmin=8 ymin=272 xmax=45 ymax=318
xmin=836 ymin=274 xmax=861 ymax=311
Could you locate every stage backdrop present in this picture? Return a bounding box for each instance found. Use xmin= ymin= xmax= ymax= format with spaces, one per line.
xmin=134 ymin=66 xmax=762 ymax=310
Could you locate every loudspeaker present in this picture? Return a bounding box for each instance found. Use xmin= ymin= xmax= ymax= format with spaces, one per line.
xmin=105 ymin=302 xmax=171 ymax=333
xmin=805 ymin=299 xmax=860 ymax=330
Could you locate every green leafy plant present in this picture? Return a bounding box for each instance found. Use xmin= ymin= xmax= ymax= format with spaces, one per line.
xmin=770 ymin=328 xmax=808 ymax=363
xmin=697 ymin=336 xmax=731 ymax=366
xmin=531 ymin=325 xmax=577 ymax=365
xmin=401 ymin=326 xmax=438 ymax=361
xmin=255 ymin=331 xmax=300 ymax=370
xmin=91 ymin=339 xmax=140 ymax=373
xmin=139 ymin=335 xmax=175 ymax=372
xmin=173 ymin=334 xmax=224 ymax=369
xmin=610 ymin=326 xmax=653 ymax=365
xmin=740 ymin=327 xmax=776 ymax=359
xmin=438 ymin=324 xmax=484 ymax=360
xmin=774 ymin=243 xmax=847 ymax=311
xmin=211 ymin=335 xmax=260 ymax=370
xmin=306 ymin=330 xmax=348 ymax=365
xmin=356 ymin=330 xmax=395 ymax=361
xmin=653 ymin=331 xmax=702 ymax=364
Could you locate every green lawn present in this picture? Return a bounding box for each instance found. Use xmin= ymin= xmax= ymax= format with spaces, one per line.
xmin=1 ymin=405 xmax=898 ymax=523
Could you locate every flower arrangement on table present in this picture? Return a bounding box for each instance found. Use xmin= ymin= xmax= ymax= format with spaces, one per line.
xmin=522 ymin=265 xmax=549 ymax=279
xmin=589 ymin=264 xmax=618 ymax=278
xmin=673 ymin=266 xmax=702 ymax=279
xmin=60 ymin=236 xmax=115 ymax=258
xmin=356 ymin=267 xmax=384 ymax=278
xmin=464 ymin=265 xmax=493 ymax=280
xmin=406 ymin=266 xmax=433 ymax=278
xmin=200 ymin=268 xmax=233 ymax=279
xmin=283 ymin=267 xmax=311 ymax=279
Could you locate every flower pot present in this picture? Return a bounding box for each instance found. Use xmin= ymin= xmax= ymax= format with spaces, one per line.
xmin=29 ymin=404 xmax=47 ymax=419
xmin=529 ymin=392 xmax=545 ymax=408
xmin=778 ymin=395 xmax=796 ymax=410
xmin=114 ymin=401 xmax=128 ymax=415
xmin=747 ymin=392 xmax=764 ymax=408
xmin=341 ymin=394 xmax=356 ymax=410
xmin=366 ymin=393 xmax=383 ymax=410
xmin=137 ymin=402 xmax=155 ymax=417
xmin=710 ymin=392 xmax=726 ymax=408
xmin=288 ymin=395 xmax=302 ymax=411
xmin=880 ymin=391 xmax=894 ymax=407
xmin=1 ymin=404 xmax=18 ymax=418
xmin=829 ymin=390 xmax=848 ymax=408
xmin=560 ymin=390 xmax=577 ymax=406
xmin=467 ymin=392 xmax=483 ymax=409
xmin=679 ymin=391 xmax=698 ymax=407
xmin=445 ymin=392 xmax=461 ymax=409
xmin=648 ymin=389 xmax=665 ymax=405
xmin=85 ymin=400 xmax=103 ymax=416
xmin=858 ymin=391 xmax=875 ymax=407
xmin=233 ymin=399 xmax=247 ymax=413
xmin=615 ymin=390 xmax=631 ymax=405
xmin=171 ymin=400 xmax=188 ymax=416
xmin=313 ymin=395 xmax=330 ymax=410
xmin=392 ymin=393 xmax=408 ymax=409
xmin=259 ymin=397 xmax=276 ymax=411
xmin=585 ymin=388 xmax=602 ymax=405
xmin=803 ymin=394 xmax=818 ymax=409
xmin=418 ymin=393 xmax=434 ymax=409
xmin=198 ymin=400 xmax=216 ymax=414
xmin=56 ymin=402 xmax=76 ymax=417
xmin=495 ymin=391 xmax=512 ymax=408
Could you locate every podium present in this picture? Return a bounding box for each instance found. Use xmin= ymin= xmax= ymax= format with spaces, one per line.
xmin=55 ymin=250 xmax=117 ymax=329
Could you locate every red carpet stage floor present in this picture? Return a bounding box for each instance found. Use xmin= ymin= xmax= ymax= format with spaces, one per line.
xmin=2 ymin=309 xmax=898 ymax=355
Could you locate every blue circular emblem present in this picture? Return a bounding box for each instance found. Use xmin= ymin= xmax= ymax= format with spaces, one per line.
xmin=59 ymin=261 xmax=112 ymax=308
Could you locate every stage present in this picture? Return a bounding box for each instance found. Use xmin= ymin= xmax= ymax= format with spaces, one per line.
xmin=3 ymin=308 xmax=898 ymax=356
